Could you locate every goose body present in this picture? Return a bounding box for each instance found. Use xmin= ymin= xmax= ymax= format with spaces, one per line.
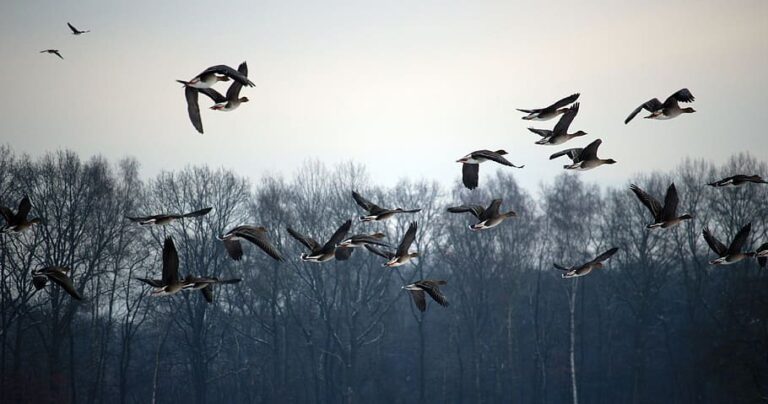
xmin=447 ymin=198 xmax=516 ymax=231
xmin=555 ymin=248 xmax=619 ymax=278
xmin=549 ymin=139 xmax=616 ymax=171
xmin=518 ymin=93 xmax=579 ymax=121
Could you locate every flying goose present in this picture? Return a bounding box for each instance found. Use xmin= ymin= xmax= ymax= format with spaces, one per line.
xmin=182 ymin=276 xmax=241 ymax=303
xmin=555 ymin=247 xmax=619 ymax=278
xmin=31 ymin=267 xmax=83 ymax=300
xmin=125 ymin=207 xmax=211 ymax=226
xmin=335 ymin=232 xmax=390 ymax=261
xmin=528 ymin=102 xmax=587 ymax=145
xmin=40 ymin=49 xmax=63 ymax=59
xmin=549 ymin=139 xmax=616 ymax=170
xmin=457 ymin=150 xmax=524 ymax=190
xmin=447 ymin=198 xmax=517 ymax=231
xmin=351 ymin=191 xmax=421 ymax=222
xmin=205 ymin=62 xmax=250 ymax=111
xmin=707 ymin=175 xmax=767 ymax=187
xmin=703 ymin=223 xmax=755 ymax=265
xmin=624 ymin=89 xmax=695 ymax=124
xmin=518 ymin=93 xmax=580 ymax=121
xmin=177 ymin=63 xmax=255 ymax=90
xmin=1 ymin=195 xmax=43 ymax=233
xmin=364 ymin=221 xmax=418 ymax=267
xmin=403 ymin=280 xmax=449 ymax=312
xmin=287 ymin=220 xmax=352 ymax=262
xmin=67 ymin=22 xmax=90 ymax=35
xmin=218 ymin=225 xmax=284 ymax=261
xmin=630 ymin=183 xmax=693 ymax=229
xmin=135 ymin=237 xmax=191 ymax=296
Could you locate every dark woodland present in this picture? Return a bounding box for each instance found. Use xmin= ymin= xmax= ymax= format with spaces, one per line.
xmin=1 ymin=145 xmax=766 ymax=404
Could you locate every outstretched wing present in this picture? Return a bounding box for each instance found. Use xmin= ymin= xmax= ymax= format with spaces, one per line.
xmin=590 ymin=247 xmax=619 ymax=265
xmin=579 ymin=139 xmax=602 ymax=161
xmin=0 ymin=206 xmax=14 ymax=224
xmin=396 ymin=222 xmax=417 ymax=257
xmin=321 ymin=220 xmax=352 ymax=252
xmin=462 ymin=164 xmax=479 ymax=190
xmin=625 ymin=98 xmax=662 ymax=124
xmin=546 ymin=93 xmax=580 ymax=110
xmin=222 ymin=239 xmax=243 ymax=261
xmin=364 ymin=244 xmax=395 ymax=259
xmin=482 ymin=199 xmax=502 ymax=220
xmin=552 ymin=102 xmax=580 ymax=135
xmin=226 ymin=62 xmax=248 ymax=100
xmin=198 ymin=88 xmax=227 ymax=104
xmin=135 ymin=278 xmax=165 ymax=287
xmin=660 ymin=184 xmax=680 ymax=221
xmin=286 ymin=227 xmax=319 ymax=251
xmin=182 ymin=207 xmax=212 ymax=218
xmin=549 ymin=148 xmax=582 ymax=163
xmin=162 ymin=237 xmax=180 ymax=285
xmin=630 ymin=184 xmax=662 ymax=222
xmin=446 ymin=205 xmax=485 ymax=219
xmin=702 ymin=228 xmax=727 ymax=256
xmin=183 ymin=86 xmax=204 ymax=134
xmin=335 ymin=246 xmax=354 ymax=261
xmin=198 ymin=64 xmax=255 ymax=87
xmin=234 ymin=227 xmax=284 ymax=261
xmin=669 ymin=88 xmax=695 ymax=104
xmin=16 ymin=195 xmax=32 ymax=221
xmin=408 ymin=290 xmax=427 ymax=312
xmin=727 ymin=223 xmax=751 ymax=255
xmin=352 ymin=191 xmax=380 ymax=213
xmin=527 ymin=128 xmax=552 ymax=137
xmin=474 ymin=150 xmax=519 ymax=167
xmin=418 ymin=281 xmax=449 ymax=307
xmin=46 ymin=268 xmax=83 ymax=300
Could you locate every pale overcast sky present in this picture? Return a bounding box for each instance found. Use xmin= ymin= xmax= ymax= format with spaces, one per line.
xmin=1 ymin=0 xmax=766 ymax=192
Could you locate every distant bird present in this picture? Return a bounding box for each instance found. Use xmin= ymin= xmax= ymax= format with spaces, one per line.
xmin=287 ymin=220 xmax=352 ymax=262
xmin=335 ymin=232 xmax=390 ymax=261
xmin=403 ymin=280 xmax=449 ymax=312
xmin=365 ymin=221 xmax=418 ymax=267
xmin=707 ymin=175 xmax=767 ymax=187
xmin=518 ymin=93 xmax=580 ymax=121
xmin=183 ymin=276 xmax=241 ymax=303
xmin=447 ymin=198 xmax=517 ymax=231
xmin=528 ymin=102 xmax=587 ymax=145
xmin=549 ymin=139 xmax=616 ymax=170
xmin=40 ymin=49 xmax=63 ymax=59
xmin=703 ymin=223 xmax=755 ymax=265
xmin=757 ymin=243 xmax=768 ymax=268
xmin=555 ymin=247 xmax=619 ymax=278
xmin=125 ymin=207 xmax=212 ymax=226
xmin=67 ymin=22 xmax=90 ymax=35
xmin=178 ymin=63 xmax=255 ymax=90
xmin=351 ymin=191 xmax=421 ymax=222
xmin=1 ymin=195 xmax=43 ymax=234
xmin=31 ymin=266 xmax=83 ymax=300
xmin=218 ymin=225 xmax=283 ymax=261
xmin=456 ymin=150 xmax=524 ymax=190
xmin=135 ymin=237 xmax=191 ymax=296
xmin=630 ymin=183 xmax=693 ymax=229
xmin=624 ymin=88 xmax=695 ymax=124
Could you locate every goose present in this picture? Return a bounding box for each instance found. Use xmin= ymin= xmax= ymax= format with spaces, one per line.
xmin=707 ymin=175 xmax=767 ymax=187
xmin=40 ymin=49 xmax=63 ymax=59
xmin=630 ymin=183 xmax=693 ymax=229
xmin=218 ymin=225 xmax=283 ymax=261
xmin=135 ymin=237 xmax=191 ymax=296
xmin=364 ymin=221 xmax=418 ymax=267
xmin=1 ymin=195 xmax=43 ymax=233
xmin=287 ymin=220 xmax=352 ymax=262
xmin=403 ymin=280 xmax=449 ymax=312
xmin=67 ymin=22 xmax=90 ymax=35
xmin=625 ymin=88 xmax=695 ymax=124
xmin=125 ymin=207 xmax=211 ymax=226
xmin=177 ymin=63 xmax=255 ymax=90
xmin=447 ymin=198 xmax=517 ymax=231
xmin=528 ymin=102 xmax=587 ymax=145
xmin=351 ymin=191 xmax=421 ymax=222
xmin=549 ymin=139 xmax=616 ymax=170
xmin=518 ymin=93 xmax=580 ymax=121
xmin=205 ymin=62 xmax=250 ymax=111
xmin=31 ymin=267 xmax=83 ymax=300
xmin=703 ymin=223 xmax=755 ymax=265
xmin=555 ymin=247 xmax=619 ymax=278
xmin=182 ymin=276 xmax=241 ymax=303
xmin=457 ymin=150 xmax=524 ymax=190
xmin=335 ymin=232 xmax=390 ymax=261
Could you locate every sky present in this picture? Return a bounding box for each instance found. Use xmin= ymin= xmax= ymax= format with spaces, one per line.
xmin=1 ymin=0 xmax=767 ymax=193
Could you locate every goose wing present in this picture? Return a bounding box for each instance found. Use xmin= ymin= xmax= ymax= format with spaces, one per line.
xmin=226 ymin=62 xmax=248 ymax=100
xmin=660 ymin=184 xmax=680 ymax=221
xmin=182 ymin=207 xmax=212 ymax=218
xmin=527 ymin=128 xmax=552 ymax=137
xmin=16 ymin=195 xmax=31 ymax=221
xmin=590 ymin=247 xmax=619 ymax=265
xmin=352 ymin=191 xmax=381 ymax=213
xmin=408 ymin=289 xmax=427 ymax=312
xmin=198 ymin=88 xmax=226 ymax=104
xmin=162 ymin=237 xmax=180 ymax=285
xmin=727 ymin=223 xmax=751 ymax=255
xmin=474 ymin=150 xmax=522 ymax=167
xmin=232 ymin=226 xmax=284 ymax=261
xmin=625 ymin=98 xmax=663 ymax=124
xmin=552 ymin=102 xmax=579 ymax=135
xmin=630 ymin=184 xmax=662 ymax=222
xmin=396 ymin=222 xmax=417 ymax=257
xmin=364 ymin=244 xmax=395 ymax=259
xmin=549 ymin=147 xmax=582 ymax=163
xmin=0 ymin=206 xmax=14 ymax=224
xmin=667 ymin=88 xmax=694 ymax=105
xmin=417 ymin=280 xmax=449 ymax=307
xmin=579 ymin=139 xmax=602 ymax=161
xmin=446 ymin=205 xmax=485 ymax=219
xmin=286 ymin=227 xmax=320 ymax=252
xmin=198 ymin=64 xmax=255 ymax=87
xmin=45 ymin=268 xmax=83 ymax=300
xmin=320 ymin=220 xmax=352 ymax=253
xmin=335 ymin=246 xmax=354 ymax=261
xmin=546 ymin=93 xmax=580 ymax=110
xmin=482 ymin=199 xmax=503 ymax=220
xmin=462 ymin=164 xmax=479 ymax=190
xmin=183 ymin=86 xmax=204 ymax=134
xmin=135 ymin=278 xmax=165 ymax=288
xmin=702 ymin=228 xmax=728 ymax=256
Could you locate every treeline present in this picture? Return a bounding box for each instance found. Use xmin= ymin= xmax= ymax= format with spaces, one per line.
xmin=0 ymin=145 xmax=766 ymax=404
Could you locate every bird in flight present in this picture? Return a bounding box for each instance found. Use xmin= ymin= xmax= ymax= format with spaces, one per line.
xmin=447 ymin=198 xmax=517 ymax=231
xmin=351 ymin=191 xmax=421 ymax=222
xmin=403 ymin=280 xmax=449 ymax=312
xmin=624 ymin=88 xmax=695 ymax=124
xmin=40 ymin=49 xmax=63 ymax=59
xmin=555 ymin=248 xmax=619 ymax=278
xmin=518 ymin=93 xmax=580 ymax=121
xmin=630 ymin=183 xmax=693 ymax=229
xmin=67 ymin=22 xmax=90 ymax=35
xmin=550 ymin=139 xmax=616 ymax=171
xmin=456 ymin=150 xmax=524 ymax=190
xmin=702 ymin=223 xmax=755 ymax=265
